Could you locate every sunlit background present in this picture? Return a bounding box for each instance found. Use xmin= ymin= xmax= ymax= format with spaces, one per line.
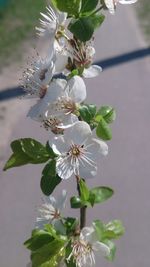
xmin=0 ymin=1 xmax=150 ymax=267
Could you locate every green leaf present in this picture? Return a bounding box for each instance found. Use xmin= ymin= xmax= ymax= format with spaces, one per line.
xmin=46 ymin=142 xmax=57 ymax=158
xmin=16 ymin=138 xmax=49 ymax=161
xmin=31 ymin=239 xmax=65 ymax=267
xmin=70 ymin=196 xmax=82 ymax=208
xmin=3 ymin=138 xmax=50 ymax=171
xmin=65 ymin=217 xmax=79 ymax=235
xmin=24 ymin=231 xmax=54 ymax=251
xmin=79 ymin=179 xmax=89 ymax=201
xmin=40 ymin=161 xmax=61 ymax=196
xmin=68 ymin=15 xmax=105 ymax=42
xmin=52 ymin=0 xmax=81 ymax=15
xmin=79 ymin=104 xmax=97 ymax=123
xmin=80 ymin=0 xmax=98 ymax=14
xmin=104 ymin=220 xmax=125 ymax=239
xmin=96 ymin=106 xmax=116 ymax=124
xmin=96 ymin=117 xmax=112 ymax=140
xmin=68 ymin=17 xmax=94 ymax=42
xmin=90 ymin=186 xmax=114 ymax=204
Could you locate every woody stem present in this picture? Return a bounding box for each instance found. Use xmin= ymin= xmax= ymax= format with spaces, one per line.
xmin=76 ymin=176 xmax=87 ymax=229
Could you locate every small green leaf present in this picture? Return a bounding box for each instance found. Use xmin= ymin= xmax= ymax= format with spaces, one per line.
xmin=24 ymin=231 xmax=54 ymax=251
xmin=79 ymin=104 xmax=97 ymax=123
xmin=79 ymin=179 xmax=89 ymax=201
xmin=96 ymin=106 xmax=116 ymax=124
xmin=68 ymin=17 xmax=94 ymax=42
xmin=96 ymin=117 xmax=112 ymax=140
xmin=46 ymin=142 xmax=57 ymax=158
xmin=31 ymin=239 xmax=65 ymax=267
xmin=104 ymin=220 xmax=125 ymax=239
xmin=17 ymin=138 xmax=49 ymax=162
xmin=80 ymin=0 xmax=98 ymax=14
xmin=3 ymin=138 xmax=50 ymax=171
xmin=52 ymin=0 xmax=81 ymax=15
xmin=90 ymin=186 xmax=114 ymax=204
xmin=40 ymin=161 xmax=61 ymax=196
xmin=70 ymin=196 xmax=82 ymax=208
xmin=65 ymin=217 xmax=79 ymax=235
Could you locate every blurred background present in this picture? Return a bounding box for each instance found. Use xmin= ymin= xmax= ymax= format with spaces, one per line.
xmin=0 ymin=1 xmax=150 ymax=267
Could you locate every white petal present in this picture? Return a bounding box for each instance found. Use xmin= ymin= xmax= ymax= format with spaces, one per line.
xmin=27 ymin=99 xmax=48 ymax=121
xmin=67 ymin=76 xmax=87 ymax=103
xmin=91 ymin=138 xmax=108 ymax=156
xmin=56 ymin=157 xmax=74 ymax=180
xmin=51 ymin=136 xmax=69 ymax=155
xmin=104 ymin=0 xmax=115 ymax=14
xmin=55 ymin=190 xmax=67 ymax=210
xmin=81 ymin=227 xmax=95 ymax=242
xmin=83 ymin=65 xmax=102 ymax=78
xmin=93 ymin=241 xmax=110 ymax=257
xmin=64 ymin=121 xmax=92 ymax=145
xmin=46 ymin=79 xmax=67 ymax=103
xmin=119 ymin=0 xmax=138 ymax=4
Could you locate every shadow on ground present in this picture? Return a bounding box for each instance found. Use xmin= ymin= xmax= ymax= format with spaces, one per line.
xmin=0 ymin=47 xmax=149 ymax=102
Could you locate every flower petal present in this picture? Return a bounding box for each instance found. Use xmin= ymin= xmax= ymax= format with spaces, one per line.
xmin=119 ymin=0 xmax=138 ymax=4
xmin=64 ymin=121 xmax=92 ymax=145
xmin=83 ymin=65 xmax=102 ymax=78
xmin=56 ymin=157 xmax=74 ymax=180
xmin=66 ymin=76 xmax=87 ymax=103
xmin=55 ymin=190 xmax=67 ymax=210
xmin=93 ymin=241 xmax=110 ymax=257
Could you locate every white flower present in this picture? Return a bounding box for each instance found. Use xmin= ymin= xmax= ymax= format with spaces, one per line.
xmin=23 ymin=56 xmax=55 ymax=98
xmin=104 ymin=0 xmax=138 ymax=14
xmin=27 ymin=78 xmax=67 ymax=120
xmin=46 ymin=75 xmax=86 ymax=117
xmin=28 ymin=76 xmax=86 ymax=132
xmin=36 ymin=190 xmax=67 ymax=231
xmin=51 ymin=121 xmax=108 ymax=180
xmin=36 ymin=5 xmax=67 ymax=39
xmin=67 ymin=226 xmax=110 ymax=267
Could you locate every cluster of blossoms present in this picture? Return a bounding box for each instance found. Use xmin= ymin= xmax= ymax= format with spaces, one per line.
xmin=4 ymin=0 xmax=138 ymax=266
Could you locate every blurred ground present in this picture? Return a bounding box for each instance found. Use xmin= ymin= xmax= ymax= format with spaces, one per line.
xmin=0 ymin=3 xmax=150 ymax=267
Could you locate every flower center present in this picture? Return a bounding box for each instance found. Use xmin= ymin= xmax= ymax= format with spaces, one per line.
xmin=71 ymin=146 xmax=81 ymax=156
xmin=39 ymin=68 xmax=48 ymax=81
xmin=67 ymin=238 xmax=93 ymax=266
xmin=55 ymin=97 xmax=76 ymax=115
xmin=39 ymin=85 xmax=48 ymax=98
xmin=43 ymin=117 xmax=64 ymax=135
xmin=50 ymin=209 xmax=61 ymax=220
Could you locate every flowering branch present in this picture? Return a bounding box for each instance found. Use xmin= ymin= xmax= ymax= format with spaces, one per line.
xmin=3 ymin=0 xmax=138 ymax=266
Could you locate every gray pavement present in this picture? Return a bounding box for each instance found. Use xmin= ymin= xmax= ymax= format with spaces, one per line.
xmin=0 ymin=5 xmax=150 ymax=267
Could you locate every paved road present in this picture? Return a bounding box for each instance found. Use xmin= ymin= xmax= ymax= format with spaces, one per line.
xmin=0 ymin=5 xmax=150 ymax=267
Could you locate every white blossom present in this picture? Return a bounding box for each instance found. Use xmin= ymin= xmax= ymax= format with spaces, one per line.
xmin=104 ymin=0 xmax=138 ymax=14
xmin=23 ymin=56 xmax=55 ymax=98
xmin=67 ymin=226 xmax=110 ymax=267
xmin=36 ymin=190 xmax=67 ymax=231
xmin=36 ymin=5 xmax=67 ymax=39
xmin=28 ymin=76 xmax=86 ymax=132
xmin=51 ymin=121 xmax=108 ymax=180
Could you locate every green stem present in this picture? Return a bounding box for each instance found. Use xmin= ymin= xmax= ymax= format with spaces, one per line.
xmin=76 ymin=176 xmax=87 ymax=229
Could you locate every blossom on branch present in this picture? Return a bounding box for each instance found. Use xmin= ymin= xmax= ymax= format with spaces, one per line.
xmin=36 ymin=190 xmax=67 ymax=230
xmin=51 ymin=121 xmax=108 ymax=180
xmin=67 ymin=226 xmax=110 ymax=267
